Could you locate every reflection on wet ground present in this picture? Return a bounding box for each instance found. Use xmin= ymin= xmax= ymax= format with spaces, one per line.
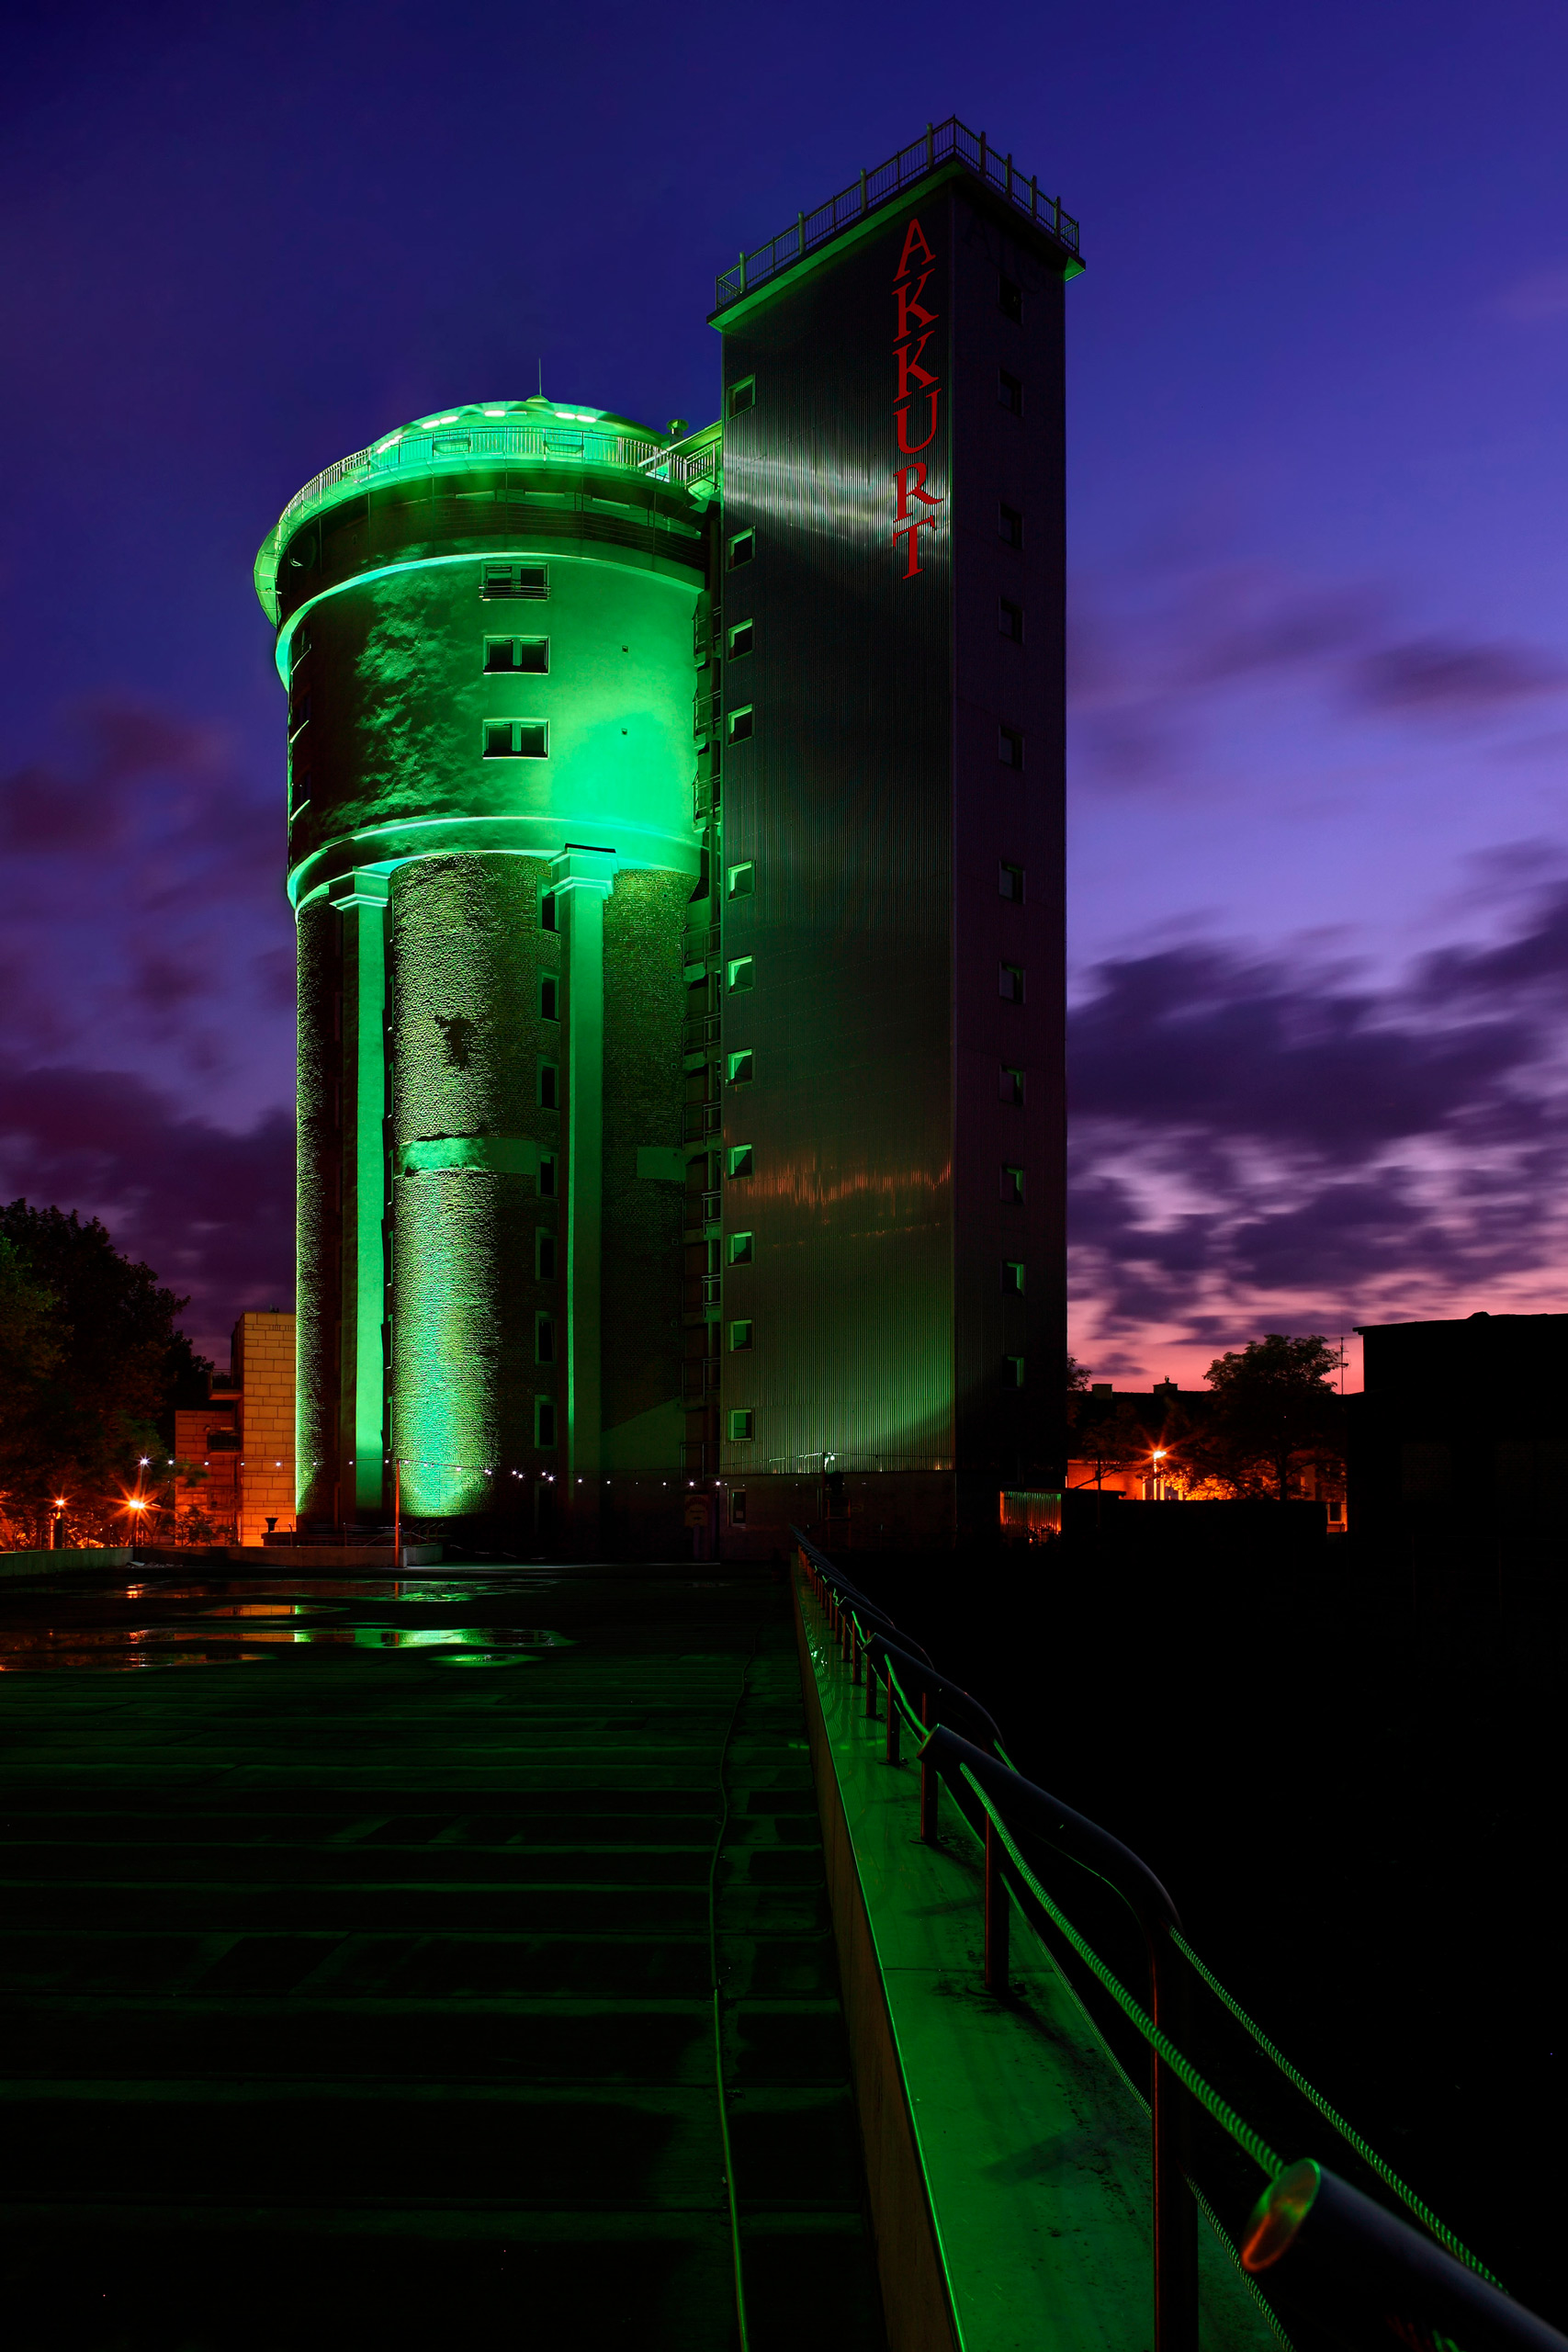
xmin=0 ymin=1566 xmax=574 ymax=1670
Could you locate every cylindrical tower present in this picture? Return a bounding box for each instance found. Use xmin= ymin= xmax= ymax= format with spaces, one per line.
xmin=255 ymin=397 xmax=717 ymax=1536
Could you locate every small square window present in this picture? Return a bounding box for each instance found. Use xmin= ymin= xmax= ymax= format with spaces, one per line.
xmin=728 ymin=620 xmax=754 ymax=658
xmin=728 ymin=861 xmax=755 ymax=899
xmin=999 ymin=1066 xmax=1025 ymax=1106
xmin=998 ymin=503 xmax=1023 ymax=548
xmin=538 ymin=1152 xmax=557 ymax=1198
xmin=1002 ymin=1261 xmax=1025 ymax=1295
xmin=728 ymin=1049 xmax=753 ymax=1087
xmin=539 ymin=888 xmax=558 ymax=933
xmin=999 ymin=963 xmax=1025 ymax=1003
xmin=484 ymin=719 xmax=548 ymax=759
xmin=539 ymin=975 xmax=558 ymax=1022
xmin=999 ymin=598 xmax=1024 ymax=643
xmin=484 ymin=636 xmax=548 ymax=673
xmin=727 ymin=706 xmax=753 ymax=743
xmin=728 ymin=1232 xmax=753 ymax=1265
xmin=535 ymin=1396 xmax=557 ymax=1448
xmin=729 ymin=1488 xmax=748 ymax=1524
xmin=999 ymin=863 xmax=1025 ymax=901
xmin=998 ymin=726 xmax=1025 ymax=770
xmin=728 ymin=1408 xmax=755 ymax=1441
xmin=728 ymin=1143 xmax=753 ymax=1178
xmin=1004 ymin=1355 xmax=1025 ymax=1388
xmin=998 ymin=369 xmax=1023 ymax=415
xmin=728 ymin=530 xmax=755 ymax=570
xmin=536 ymin=1228 xmax=556 ymax=1281
xmin=537 ymin=1059 xmax=559 ymax=1110
xmin=729 ymin=1319 xmax=753 ymax=1351
xmin=536 ymin=1313 xmax=557 ymax=1364
xmin=728 ymin=956 xmax=754 ymax=993
xmin=1001 ymin=1165 xmax=1025 ymax=1204
xmin=728 ymin=378 xmax=756 ymax=417
xmin=998 ymin=274 xmax=1022 ymax=322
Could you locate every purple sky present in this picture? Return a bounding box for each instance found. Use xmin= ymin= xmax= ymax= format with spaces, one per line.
xmin=4 ymin=0 xmax=1567 ymax=1382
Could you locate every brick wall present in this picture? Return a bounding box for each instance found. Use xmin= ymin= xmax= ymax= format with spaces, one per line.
xmin=233 ymin=1312 xmax=298 ymax=1545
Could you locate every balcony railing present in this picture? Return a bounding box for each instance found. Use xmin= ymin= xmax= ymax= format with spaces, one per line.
xmin=714 ymin=116 xmax=1079 ymax=314
xmin=683 ymin=1012 xmax=722 ymax=1049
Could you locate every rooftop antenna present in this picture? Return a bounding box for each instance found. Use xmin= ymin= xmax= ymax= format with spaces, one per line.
xmin=537 ymin=359 xmax=544 ymax=398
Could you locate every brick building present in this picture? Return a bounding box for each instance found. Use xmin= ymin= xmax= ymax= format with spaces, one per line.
xmin=175 ymin=1311 xmax=297 ymax=1546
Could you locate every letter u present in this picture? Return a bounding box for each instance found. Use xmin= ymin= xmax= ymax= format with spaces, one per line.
xmin=895 ymin=393 xmax=940 ymax=455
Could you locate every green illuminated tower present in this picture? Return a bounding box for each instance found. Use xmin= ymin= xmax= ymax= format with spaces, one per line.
xmin=255 ymin=398 xmax=718 ymax=1537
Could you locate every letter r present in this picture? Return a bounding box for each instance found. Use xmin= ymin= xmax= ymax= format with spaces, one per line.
xmin=896 ymin=464 xmax=942 ymax=519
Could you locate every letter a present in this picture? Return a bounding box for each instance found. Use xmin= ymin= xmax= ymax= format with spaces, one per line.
xmin=894 ymin=217 xmax=935 ymax=280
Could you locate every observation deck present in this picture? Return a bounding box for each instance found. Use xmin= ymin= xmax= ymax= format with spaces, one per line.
xmin=0 ymin=1549 xmax=1557 ymax=2351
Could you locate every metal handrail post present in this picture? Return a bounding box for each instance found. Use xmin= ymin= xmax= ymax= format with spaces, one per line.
xmin=919 ymin=1695 xmax=938 ymax=1840
xmin=1150 ymin=1928 xmax=1200 ymax=2352
xmin=864 ymin=1651 xmax=878 ymax=1718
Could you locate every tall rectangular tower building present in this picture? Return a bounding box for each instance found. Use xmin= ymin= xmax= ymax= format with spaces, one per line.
xmin=707 ymin=127 xmax=1079 ymax=1544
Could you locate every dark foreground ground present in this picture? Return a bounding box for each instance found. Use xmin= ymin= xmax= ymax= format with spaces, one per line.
xmin=0 ymin=1563 xmax=885 ymax=2352
xmin=846 ymin=1533 xmax=1566 ymax=2335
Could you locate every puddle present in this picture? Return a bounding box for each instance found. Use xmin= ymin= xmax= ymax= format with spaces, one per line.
xmin=0 ymin=1582 xmax=573 ymax=1670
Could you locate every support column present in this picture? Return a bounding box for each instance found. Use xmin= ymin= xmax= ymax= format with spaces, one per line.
xmin=553 ymin=849 xmax=615 ymax=1535
xmin=328 ymin=869 xmax=389 ymax=1521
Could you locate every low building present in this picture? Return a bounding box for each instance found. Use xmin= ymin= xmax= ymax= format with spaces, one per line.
xmin=1066 ymin=1380 xmax=1204 ymax=1500
xmin=174 ymin=1312 xmax=296 ymax=1545
xmin=1349 ymin=1311 xmax=1568 ymax=1568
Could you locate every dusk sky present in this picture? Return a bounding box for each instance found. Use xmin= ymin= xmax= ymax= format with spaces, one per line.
xmin=4 ymin=0 xmax=1568 ymax=1381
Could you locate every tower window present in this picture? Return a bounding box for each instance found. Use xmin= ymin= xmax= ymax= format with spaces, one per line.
xmin=728 ymin=1232 xmax=753 ymax=1265
xmin=999 ymin=503 xmax=1023 ymax=548
xmin=998 ymin=726 xmax=1025 ymax=770
xmin=728 ymin=1408 xmax=755 ymax=1440
xmin=1002 ymin=1261 xmax=1025 ymax=1295
xmin=729 ymin=1319 xmax=753 ymax=1351
xmin=537 ymin=1059 xmax=559 ymax=1110
xmin=728 ymin=378 xmax=756 ymax=416
xmin=998 ymin=274 xmax=1022 ymax=322
xmin=482 ymin=563 xmax=548 ymax=599
xmin=728 ymin=620 xmax=754 ymax=658
xmin=730 ymin=1488 xmax=748 ymax=1524
xmin=998 ymin=599 xmax=1024 ymax=642
xmin=539 ymin=888 xmax=558 ymax=932
xmin=999 ymin=964 xmax=1025 ymax=1003
xmin=727 ymin=1050 xmax=753 ymax=1087
xmin=728 ymin=861 xmax=755 ymax=899
xmin=484 ymin=719 xmax=548 ymax=758
xmin=485 ymin=636 xmax=548 ymax=673
xmin=535 ymin=1396 xmax=557 ymax=1448
xmin=728 ymin=1144 xmax=753 ymax=1178
xmin=1004 ymin=1356 xmax=1025 ymax=1388
xmin=538 ymin=1153 xmax=557 ymax=1198
xmin=536 ymin=1228 xmax=556 ymax=1281
xmin=536 ymin=1313 xmax=557 ymax=1364
xmin=999 ymin=1066 xmax=1025 ymax=1106
xmin=728 ymin=957 xmax=754 ymax=993
xmin=998 ymin=369 xmax=1023 ymax=415
xmin=539 ymin=975 xmax=558 ymax=1022
xmin=1001 ymin=1166 xmax=1025 ymax=1204
xmin=727 ymin=707 xmax=754 ymax=743
xmin=999 ymin=863 xmax=1025 ymax=901
xmin=728 ymin=530 xmax=755 ymax=569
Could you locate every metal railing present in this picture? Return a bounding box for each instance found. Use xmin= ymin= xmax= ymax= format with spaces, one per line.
xmin=715 ymin=117 xmax=1080 ymax=313
xmin=269 ymin=423 xmax=668 ymax=550
xmin=793 ymin=1530 xmax=1563 ymax=2352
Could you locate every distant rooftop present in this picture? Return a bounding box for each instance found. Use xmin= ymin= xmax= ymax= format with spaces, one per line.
xmin=712 ymin=114 xmax=1082 ymax=316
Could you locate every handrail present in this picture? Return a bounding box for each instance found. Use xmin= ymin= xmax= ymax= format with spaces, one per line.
xmin=790 ymin=1531 xmax=1562 ymax=2352
xmin=714 ymin=115 xmax=1080 ymax=315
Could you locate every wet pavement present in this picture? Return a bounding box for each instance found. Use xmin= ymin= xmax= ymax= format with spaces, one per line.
xmin=0 ymin=1560 xmax=885 ymax=2350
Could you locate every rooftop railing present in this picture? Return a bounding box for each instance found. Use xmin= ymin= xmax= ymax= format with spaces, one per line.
xmin=714 ymin=116 xmax=1080 ymax=314
xmin=794 ymin=1528 xmax=1565 ymax=2352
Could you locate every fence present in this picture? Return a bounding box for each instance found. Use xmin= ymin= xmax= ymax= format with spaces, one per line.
xmin=715 ymin=117 xmax=1080 ymax=314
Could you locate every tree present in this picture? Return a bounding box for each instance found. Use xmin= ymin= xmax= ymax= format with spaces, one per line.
xmin=1202 ymin=1332 xmax=1344 ymax=1504
xmin=0 ymin=1200 xmax=210 ymax=1545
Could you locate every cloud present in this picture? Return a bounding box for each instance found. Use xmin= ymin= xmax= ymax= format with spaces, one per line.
xmin=1348 ymin=637 xmax=1567 ymax=716
xmin=1495 ymin=267 xmax=1568 ymax=324
xmin=1068 ymin=882 xmax=1568 ymax=1365
xmin=0 ymin=1060 xmax=294 ymax=1359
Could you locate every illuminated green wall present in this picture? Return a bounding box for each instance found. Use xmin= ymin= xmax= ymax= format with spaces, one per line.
xmin=257 ymin=400 xmax=710 ymax=1522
